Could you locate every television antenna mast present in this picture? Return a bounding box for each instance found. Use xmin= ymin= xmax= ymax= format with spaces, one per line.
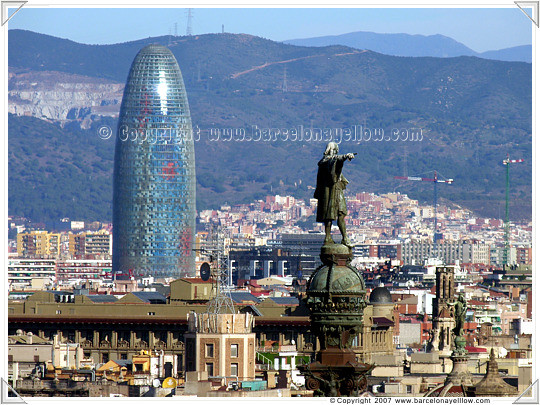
xmin=186 ymin=9 xmax=193 ymax=36
xmin=502 ymin=154 xmax=524 ymax=266
xmin=197 ymin=224 xmax=235 ymax=315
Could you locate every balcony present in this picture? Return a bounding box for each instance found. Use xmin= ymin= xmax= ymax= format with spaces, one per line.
xmin=256 ymin=351 xmax=310 ymax=371
xmin=255 ymin=363 xmax=270 ymax=371
xmin=258 ymin=344 xmax=297 ymax=353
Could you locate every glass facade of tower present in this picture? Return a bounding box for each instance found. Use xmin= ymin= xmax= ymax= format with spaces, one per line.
xmin=112 ymin=44 xmax=196 ymax=278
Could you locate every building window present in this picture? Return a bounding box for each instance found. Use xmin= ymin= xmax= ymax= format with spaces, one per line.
xmin=148 ymin=312 xmax=155 ymax=316
xmin=406 ymin=385 xmax=412 ymax=394
xmin=206 ymin=363 xmax=214 ymax=377
xmin=56 ymin=310 xmax=61 ymax=315
xmin=206 ymin=343 xmax=214 ymax=358
xmin=231 ymin=344 xmax=238 ymax=358
xmin=231 ymin=363 xmax=238 ymax=377
xmin=121 ymin=353 xmax=128 ymax=360
xmin=34 ymin=355 xmax=40 ymax=362
xmin=118 ymin=330 xmax=130 ymax=342
xmin=158 ymin=331 xmax=168 ymax=343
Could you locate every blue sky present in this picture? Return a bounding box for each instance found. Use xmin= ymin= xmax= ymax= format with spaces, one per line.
xmin=8 ymin=7 xmax=532 ymax=53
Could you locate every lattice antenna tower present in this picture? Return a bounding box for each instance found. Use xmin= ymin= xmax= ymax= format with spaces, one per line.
xmin=204 ymin=224 xmax=235 ymax=315
xmin=186 ymin=9 xmax=193 ymax=36
xmin=402 ymin=147 xmax=408 ymax=177
xmin=502 ymin=154 xmax=524 ymax=266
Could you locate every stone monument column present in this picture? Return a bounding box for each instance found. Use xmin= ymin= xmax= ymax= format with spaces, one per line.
xmin=298 ymin=243 xmax=373 ymax=396
xmin=298 ymin=144 xmax=372 ymax=397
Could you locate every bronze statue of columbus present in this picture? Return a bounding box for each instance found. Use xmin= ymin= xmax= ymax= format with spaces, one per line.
xmin=314 ymin=142 xmax=355 ymax=248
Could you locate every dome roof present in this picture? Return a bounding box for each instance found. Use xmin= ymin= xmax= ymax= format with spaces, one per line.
xmin=308 ymin=264 xmax=365 ymax=294
xmin=425 ymin=383 xmax=466 ymax=397
xmin=369 ymin=287 xmax=392 ymax=304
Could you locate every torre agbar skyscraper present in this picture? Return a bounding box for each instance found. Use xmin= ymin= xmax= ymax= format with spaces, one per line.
xmin=112 ymin=44 xmax=196 ymax=278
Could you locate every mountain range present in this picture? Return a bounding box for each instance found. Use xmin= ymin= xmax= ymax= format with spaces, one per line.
xmin=8 ymin=29 xmax=532 ymax=224
xmin=284 ymin=31 xmax=532 ymax=62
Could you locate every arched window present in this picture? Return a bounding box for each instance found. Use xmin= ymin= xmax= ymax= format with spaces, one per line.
xmin=441 ymin=277 xmax=446 ymax=299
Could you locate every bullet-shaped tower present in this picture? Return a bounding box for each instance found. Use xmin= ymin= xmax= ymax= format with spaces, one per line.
xmin=113 ymin=44 xmax=196 ymax=278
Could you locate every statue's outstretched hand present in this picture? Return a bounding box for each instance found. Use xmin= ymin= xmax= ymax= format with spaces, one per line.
xmin=346 ymin=153 xmax=355 ymax=160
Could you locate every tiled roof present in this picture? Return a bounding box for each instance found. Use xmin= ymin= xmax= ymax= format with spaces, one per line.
xmin=131 ymin=292 xmax=167 ymax=304
xmin=267 ymin=297 xmax=299 ymax=305
xmin=114 ymin=359 xmax=132 ymax=367
xmin=466 ymin=346 xmax=487 ymax=353
xmin=230 ymin=292 xmax=260 ymax=304
xmin=87 ymin=295 xmax=118 ymax=303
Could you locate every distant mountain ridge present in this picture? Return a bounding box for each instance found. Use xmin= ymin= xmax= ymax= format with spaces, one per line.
xmin=7 ymin=30 xmax=532 ymax=223
xmin=479 ymin=45 xmax=532 ymax=62
xmin=284 ymin=31 xmax=532 ymax=62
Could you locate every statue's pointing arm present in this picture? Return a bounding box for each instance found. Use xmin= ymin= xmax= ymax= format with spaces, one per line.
xmin=338 ymin=153 xmax=356 ymax=161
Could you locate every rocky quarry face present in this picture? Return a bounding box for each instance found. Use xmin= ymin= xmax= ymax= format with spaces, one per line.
xmin=8 ymin=69 xmax=124 ymax=128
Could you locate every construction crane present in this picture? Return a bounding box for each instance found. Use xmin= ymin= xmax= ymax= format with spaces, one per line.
xmin=502 ymin=154 xmax=524 ymax=266
xmin=394 ymin=170 xmax=454 ymax=243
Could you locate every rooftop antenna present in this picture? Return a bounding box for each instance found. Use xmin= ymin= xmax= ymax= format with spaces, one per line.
xmin=502 ymin=154 xmax=524 ymax=266
xmin=186 ymin=8 xmax=193 ymax=36
xmin=403 ymin=147 xmax=408 ymax=178
xmin=199 ymin=224 xmax=235 ymax=315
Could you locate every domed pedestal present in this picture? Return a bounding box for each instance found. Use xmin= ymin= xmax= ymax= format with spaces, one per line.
xmin=298 ymin=243 xmax=372 ymax=396
xmin=447 ymin=336 xmax=473 ymax=386
xmin=424 ymin=336 xmax=475 ymax=397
